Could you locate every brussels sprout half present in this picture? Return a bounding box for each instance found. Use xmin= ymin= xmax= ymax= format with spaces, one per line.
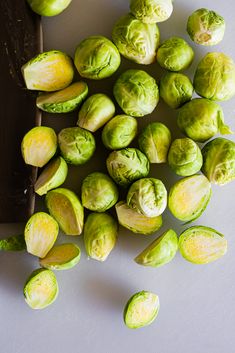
xmin=27 ymin=0 xmax=72 ymax=17
xmin=0 ymin=234 xmax=26 ymax=251
xmin=39 ymin=243 xmax=81 ymax=270
xmin=130 ymin=0 xmax=173 ymax=24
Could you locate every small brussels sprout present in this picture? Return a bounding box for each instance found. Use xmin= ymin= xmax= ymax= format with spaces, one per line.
xmin=156 ymin=37 xmax=194 ymax=71
xmin=74 ymin=36 xmax=120 ymax=80
xmin=112 ymin=13 xmax=160 ymax=65
xmin=138 ymin=122 xmax=171 ymax=163
xmin=113 ymin=69 xmax=159 ymax=117
xmin=168 ymin=138 xmax=203 ymax=176
xmin=81 ymin=172 xmax=119 ymax=212
xmin=27 ymin=0 xmax=71 ymax=16
xmin=124 ymin=291 xmax=160 ymax=329
xmin=46 ymin=188 xmax=84 ymax=236
xmin=24 ymin=212 xmax=59 ymax=258
xmin=106 ymin=148 xmax=150 ymax=187
xmin=160 ymin=72 xmax=193 ymax=109
xmin=179 ymin=226 xmax=227 ymax=264
xmin=58 ymin=127 xmax=95 ymax=165
xmin=102 ymin=115 xmax=138 ymax=150
xmin=130 ymin=0 xmax=173 ymax=23
xmin=135 ymin=229 xmax=178 ymax=267
xmin=22 ymin=50 xmax=74 ymax=91
xmin=201 ymin=138 xmax=235 ymax=185
xmin=21 ymin=126 xmax=57 ymax=168
xmin=84 ymin=213 xmax=118 ymax=262
xmin=127 ymin=178 xmax=167 ymax=217
xmin=24 ymin=268 xmax=58 ymax=309
xmin=0 ymin=234 xmax=26 ymax=251
xmin=39 ymin=243 xmax=81 ymax=270
xmin=77 ymin=94 xmax=115 ymax=132
xmin=194 ymin=52 xmax=235 ymax=101
xmin=177 ymin=98 xmax=232 ymax=142
xmin=187 ymin=8 xmax=225 ymax=46
xmin=168 ymin=175 xmax=212 ymax=222
xmin=115 ymin=201 xmax=162 ymax=235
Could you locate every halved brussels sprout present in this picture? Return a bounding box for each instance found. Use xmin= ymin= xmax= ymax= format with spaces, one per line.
xmin=27 ymin=0 xmax=72 ymax=16
xmin=74 ymin=36 xmax=120 ymax=80
xmin=21 ymin=126 xmax=57 ymax=167
xmin=130 ymin=0 xmax=173 ymax=23
xmin=0 ymin=234 xmax=26 ymax=251
xmin=179 ymin=226 xmax=227 ymax=264
xmin=24 ymin=212 xmax=59 ymax=258
xmin=124 ymin=291 xmax=160 ymax=329
xmin=113 ymin=69 xmax=159 ymax=117
xmin=39 ymin=243 xmax=81 ymax=270
xmin=22 ymin=50 xmax=74 ymax=91
xmin=46 ymin=188 xmax=84 ymax=236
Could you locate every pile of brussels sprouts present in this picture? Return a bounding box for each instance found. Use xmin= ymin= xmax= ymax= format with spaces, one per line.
xmin=2 ymin=0 xmax=235 ymax=329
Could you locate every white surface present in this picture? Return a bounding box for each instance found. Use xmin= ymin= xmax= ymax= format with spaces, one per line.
xmin=1 ymin=1 xmax=235 ymax=352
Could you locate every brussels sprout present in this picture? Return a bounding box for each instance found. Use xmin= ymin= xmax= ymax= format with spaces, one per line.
xmin=156 ymin=37 xmax=194 ymax=71
xmin=34 ymin=157 xmax=68 ymax=196
xmin=160 ymin=72 xmax=193 ymax=109
xmin=77 ymin=94 xmax=115 ymax=132
xmin=130 ymin=0 xmax=173 ymax=24
xmin=84 ymin=213 xmax=118 ymax=261
xmin=102 ymin=115 xmax=138 ymax=150
xmin=135 ymin=229 xmax=178 ymax=267
xmin=24 ymin=212 xmax=59 ymax=258
xmin=22 ymin=50 xmax=74 ymax=91
xmin=106 ymin=148 xmax=150 ymax=187
xmin=74 ymin=36 xmax=120 ymax=80
xmin=24 ymin=268 xmax=58 ymax=309
xmin=168 ymin=138 xmax=203 ymax=176
xmin=21 ymin=126 xmax=57 ymax=168
xmin=115 ymin=201 xmax=162 ymax=235
xmin=201 ymin=138 xmax=235 ymax=185
xmin=0 ymin=234 xmax=26 ymax=251
xmin=194 ymin=52 xmax=235 ymax=101
xmin=127 ymin=178 xmax=167 ymax=217
xmin=124 ymin=291 xmax=160 ymax=329
xmin=187 ymin=8 xmax=225 ymax=46
xmin=46 ymin=188 xmax=84 ymax=236
xmin=138 ymin=122 xmax=171 ymax=163
xmin=113 ymin=69 xmax=159 ymax=117
xmin=112 ymin=13 xmax=160 ymax=65
xmin=39 ymin=243 xmax=81 ymax=270
xmin=27 ymin=0 xmax=71 ymax=16
xmin=58 ymin=127 xmax=95 ymax=165
xmin=179 ymin=226 xmax=227 ymax=264
xmin=168 ymin=175 xmax=212 ymax=222
xmin=177 ymin=98 xmax=232 ymax=142
xmin=81 ymin=172 xmax=119 ymax=212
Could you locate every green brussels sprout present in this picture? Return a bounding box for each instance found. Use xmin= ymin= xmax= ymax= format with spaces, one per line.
xmin=124 ymin=291 xmax=160 ymax=329
xmin=177 ymin=98 xmax=232 ymax=142
xmin=179 ymin=226 xmax=227 ymax=264
xmin=113 ymin=69 xmax=159 ymax=117
xmin=0 ymin=234 xmax=26 ymax=251
xmin=27 ymin=0 xmax=72 ymax=16
xmin=138 ymin=122 xmax=171 ymax=163
xmin=156 ymin=37 xmax=194 ymax=71
xmin=130 ymin=0 xmax=173 ymax=23
xmin=187 ymin=8 xmax=225 ymax=46
xmin=115 ymin=201 xmax=162 ymax=235
xmin=168 ymin=175 xmax=212 ymax=222
xmin=84 ymin=213 xmax=118 ymax=261
xmin=21 ymin=126 xmax=57 ymax=168
xmin=24 ymin=212 xmax=59 ymax=258
xmin=201 ymin=138 xmax=235 ymax=185
xmin=81 ymin=172 xmax=119 ymax=212
xmin=39 ymin=243 xmax=81 ymax=270
xmin=160 ymin=72 xmax=193 ymax=109
xmin=46 ymin=188 xmax=84 ymax=236
xmin=102 ymin=115 xmax=138 ymax=150
xmin=77 ymin=94 xmax=115 ymax=132
xmin=112 ymin=13 xmax=160 ymax=64
xmin=58 ymin=127 xmax=95 ymax=165
xmin=168 ymin=138 xmax=203 ymax=176
xmin=22 ymin=50 xmax=74 ymax=91
xmin=127 ymin=178 xmax=167 ymax=217
xmin=194 ymin=52 xmax=235 ymax=101
xmin=74 ymin=36 xmax=120 ymax=80
xmin=135 ymin=229 xmax=178 ymax=267
xmin=106 ymin=148 xmax=150 ymax=187
xmin=24 ymin=268 xmax=58 ymax=309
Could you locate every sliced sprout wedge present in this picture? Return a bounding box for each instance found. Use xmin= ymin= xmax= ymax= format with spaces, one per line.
xmin=39 ymin=243 xmax=81 ymax=270
xmin=0 ymin=234 xmax=26 ymax=251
